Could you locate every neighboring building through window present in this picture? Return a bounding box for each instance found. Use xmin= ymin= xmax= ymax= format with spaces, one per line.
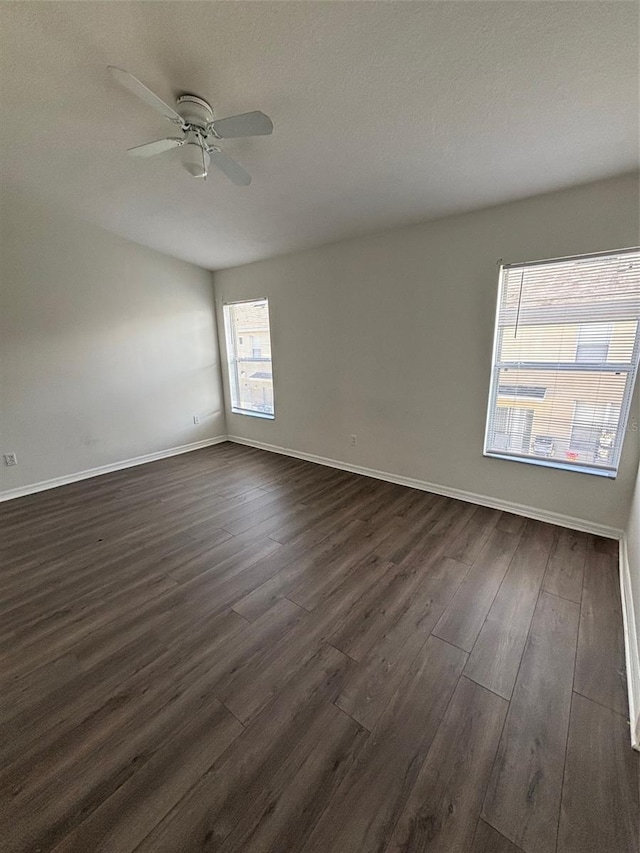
xmin=223 ymin=298 xmax=275 ymax=418
xmin=484 ymin=248 xmax=640 ymax=477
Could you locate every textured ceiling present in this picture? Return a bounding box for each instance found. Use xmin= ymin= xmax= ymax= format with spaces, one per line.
xmin=1 ymin=1 xmax=638 ymax=270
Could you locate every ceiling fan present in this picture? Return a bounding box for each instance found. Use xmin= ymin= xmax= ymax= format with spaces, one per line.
xmin=108 ymin=66 xmax=273 ymax=184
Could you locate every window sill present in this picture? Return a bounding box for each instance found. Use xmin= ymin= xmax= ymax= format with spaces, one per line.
xmin=231 ymin=408 xmax=275 ymax=420
xmin=484 ymin=451 xmax=616 ymax=478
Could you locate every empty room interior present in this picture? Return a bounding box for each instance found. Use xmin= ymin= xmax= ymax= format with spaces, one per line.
xmin=2 ymin=2 xmax=640 ymax=851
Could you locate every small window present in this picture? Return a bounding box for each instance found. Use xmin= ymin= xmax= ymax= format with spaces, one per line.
xmin=484 ymin=248 xmax=640 ymax=477
xmin=223 ymin=299 xmax=275 ymax=418
xmin=575 ymin=323 xmax=612 ymax=363
xmin=569 ymin=402 xmax=620 ymax=465
xmin=498 ymin=385 xmax=547 ymax=401
xmin=490 ymin=407 xmax=534 ymax=454
xmin=251 ymin=336 xmax=262 ymax=359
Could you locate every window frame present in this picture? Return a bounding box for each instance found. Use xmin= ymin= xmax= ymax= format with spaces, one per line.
xmin=483 ymin=248 xmax=640 ymax=478
xmin=223 ymin=297 xmax=276 ymax=420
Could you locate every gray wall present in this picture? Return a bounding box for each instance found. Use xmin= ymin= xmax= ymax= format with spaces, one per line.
xmin=215 ymin=173 xmax=640 ymax=532
xmin=0 ymin=190 xmax=225 ymax=493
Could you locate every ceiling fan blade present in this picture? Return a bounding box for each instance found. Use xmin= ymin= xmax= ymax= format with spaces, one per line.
xmin=108 ymin=66 xmax=185 ymax=126
xmin=208 ymin=147 xmax=252 ymax=186
xmin=127 ymin=137 xmax=184 ymax=157
xmin=210 ymin=111 xmax=273 ymax=139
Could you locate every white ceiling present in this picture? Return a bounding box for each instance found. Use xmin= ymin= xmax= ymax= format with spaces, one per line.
xmin=1 ymin=1 xmax=638 ymax=270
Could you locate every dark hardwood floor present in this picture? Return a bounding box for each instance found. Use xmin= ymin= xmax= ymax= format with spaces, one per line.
xmin=0 ymin=441 xmax=637 ymax=852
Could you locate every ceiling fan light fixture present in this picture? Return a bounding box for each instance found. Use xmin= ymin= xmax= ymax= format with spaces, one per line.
xmin=182 ymin=141 xmax=210 ymax=178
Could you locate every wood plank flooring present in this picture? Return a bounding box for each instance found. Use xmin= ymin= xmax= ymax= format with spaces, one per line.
xmin=0 ymin=441 xmax=637 ymax=853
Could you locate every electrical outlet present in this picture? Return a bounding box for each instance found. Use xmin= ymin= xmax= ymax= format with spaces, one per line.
xmin=4 ymin=453 xmax=17 ymax=467
xmin=350 ymin=434 xmax=357 ymax=446
xmin=193 ymin=415 xmax=200 ymax=425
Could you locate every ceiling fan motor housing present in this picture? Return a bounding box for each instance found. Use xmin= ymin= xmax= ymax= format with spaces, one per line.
xmin=176 ymin=94 xmax=214 ymax=128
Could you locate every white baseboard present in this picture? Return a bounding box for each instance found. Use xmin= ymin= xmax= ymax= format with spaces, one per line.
xmin=227 ymin=435 xmax=622 ymax=540
xmin=0 ymin=436 xmax=228 ymax=502
xmin=619 ymin=536 xmax=640 ymax=751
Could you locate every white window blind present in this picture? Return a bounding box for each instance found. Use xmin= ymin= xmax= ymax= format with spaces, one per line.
xmin=484 ymin=247 xmax=640 ymax=477
xmin=223 ymin=298 xmax=275 ymax=418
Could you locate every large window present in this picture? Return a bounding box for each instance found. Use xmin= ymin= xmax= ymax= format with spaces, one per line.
xmin=223 ymin=298 xmax=275 ymax=418
xmin=484 ymin=248 xmax=640 ymax=477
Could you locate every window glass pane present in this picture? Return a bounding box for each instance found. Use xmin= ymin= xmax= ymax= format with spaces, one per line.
xmin=493 ymin=367 xmax=627 ymax=467
xmin=485 ymin=248 xmax=640 ymax=476
xmin=223 ymin=299 xmax=275 ymax=417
